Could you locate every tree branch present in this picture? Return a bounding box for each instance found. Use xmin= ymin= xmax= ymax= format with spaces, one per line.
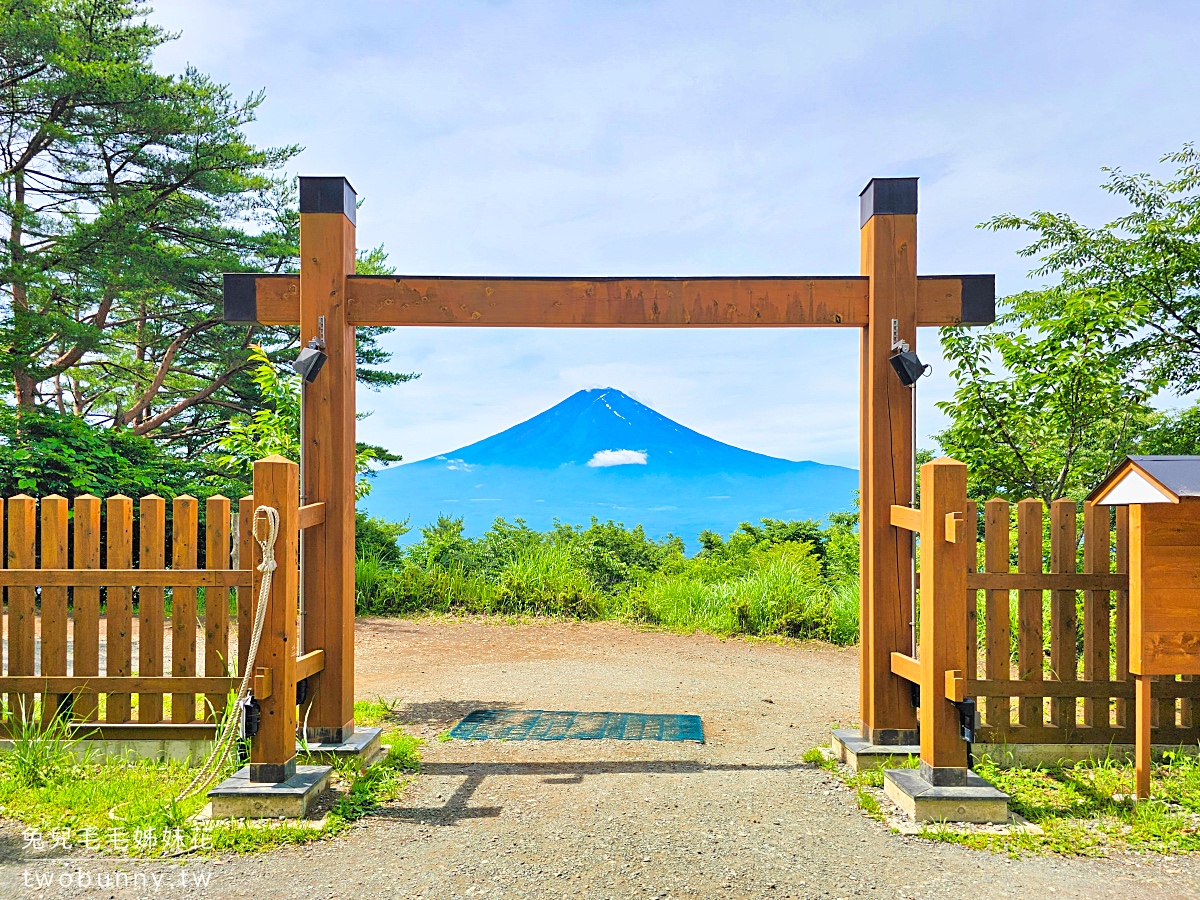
xmin=117 ymin=317 xmax=221 ymax=425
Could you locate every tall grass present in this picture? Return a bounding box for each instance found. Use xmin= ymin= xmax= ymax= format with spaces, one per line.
xmin=6 ymin=698 xmax=94 ymax=788
xmin=355 ymin=514 xmax=861 ymax=643
xmin=497 ymin=544 xmax=605 ymax=617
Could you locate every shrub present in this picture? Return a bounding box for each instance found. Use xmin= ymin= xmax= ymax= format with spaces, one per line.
xmin=497 ymin=544 xmax=604 ymax=617
xmin=0 ymin=406 xmax=200 ymax=498
xmin=356 ymin=512 xmax=410 ymax=567
xmin=355 ymin=514 xmax=860 ymax=643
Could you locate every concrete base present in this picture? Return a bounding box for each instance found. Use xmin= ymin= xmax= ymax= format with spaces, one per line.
xmin=828 ymin=731 xmax=1200 ymax=772
xmin=832 ymin=728 xmax=920 ymax=772
xmin=0 ymin=737 xmax=214 ymax=766
xmin=304 ymin=720 xmax=358 ymax=745
xmin=0 ymin=727 xmax=386 ymax=771
xmin=207 ymin=764 xmax=333 ymax=819
xmin=301 ymin=726 xmax=385 ymax=769
xmin=884 ymin=767 xmax=1009 ymax=824
xmin=975 ymin=741 xmax=1200 ymax=768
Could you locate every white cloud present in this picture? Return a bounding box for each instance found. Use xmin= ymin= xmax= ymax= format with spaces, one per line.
xmin=587 ymin=449 xmax=648 ymax=468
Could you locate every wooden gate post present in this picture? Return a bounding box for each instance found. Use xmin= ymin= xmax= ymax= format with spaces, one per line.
xmin=250 ymin=455 xmax=299 ymax=783
xmin=298 ymin=176 xmax=358 ymax=744
xmin=918 ymin=457 xmax=970 ymax=782
xmin=859 ymin=178 xmax=920 ymax=744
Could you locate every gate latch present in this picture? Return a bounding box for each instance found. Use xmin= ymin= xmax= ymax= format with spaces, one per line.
xmin=952 ymin=697 xmax=978 ymax=744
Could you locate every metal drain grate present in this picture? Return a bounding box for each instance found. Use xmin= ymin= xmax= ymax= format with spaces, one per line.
xmin=449 ymin=709 xmax=705 ymax=743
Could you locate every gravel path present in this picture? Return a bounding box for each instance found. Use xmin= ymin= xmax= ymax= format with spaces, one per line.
xmin=5 ymin=616 xmax=1200 ymax=898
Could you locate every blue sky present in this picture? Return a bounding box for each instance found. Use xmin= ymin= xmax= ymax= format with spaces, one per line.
xmin=155 ymin=1 xmax=1200 ymax=469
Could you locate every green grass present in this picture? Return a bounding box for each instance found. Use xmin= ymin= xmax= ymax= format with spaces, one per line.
xmin=924 ymin=751 xmax=1200 ymax=856
xmin=803 ymin=744 xmax=919 ymax=822
xmin=0 ymin=702 xmax=421 ymax=856
xmin=353 ymin=696 xmax=401 ymax=728
xmin=329 ymin=734 xmax=421 ymax=820
xmin=809 ymin=741 xmax=1200 ymax=856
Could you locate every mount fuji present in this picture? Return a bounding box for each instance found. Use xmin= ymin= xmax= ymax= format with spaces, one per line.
xmin=360 ymin=388 xmax=857 ymax=546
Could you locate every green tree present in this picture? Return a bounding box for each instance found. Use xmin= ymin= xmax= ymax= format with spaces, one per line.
xmin=0 ymin=0 xmax=296 ymax=433
xmin=0 ymin=403 xmax=197 ymax=497
xmin=1137 ymin=403 xmax=1200 ymax=456
xmin=216 ymin=346 xmax=401 ymax=498
xmin=0 ymin=1 xmax=414 ymax=461
xmin=984 ymin=145 xmax=1200 ymax=395
xmin=934 ymin=146 xmax=1200 ymax=502
xmin=936 ymin=289 xmax=1154 ymax=503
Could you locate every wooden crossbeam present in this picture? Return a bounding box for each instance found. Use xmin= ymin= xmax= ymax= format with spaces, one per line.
xmin=946 ymin=669 xmax=966 ymax=703
xmin=224 ymin=273 xmax=995 ymax=328
xmin=254 ymin=666 xmax=273 ymax=701
xmin=889 ymin=504 xmax=922 ymax=532
xmin=966 ymin=678 xmax=1200 ymax=700
xmin=889 ymin=651 xmax=922 ymax=685
xmin=967 ymin=572 xmax=1127 ymax=591
xmin=295 ymin=648 xmax=326 ymax=681
xmin=0 ymin=569 xmax=252 ymax=588
xmin=298 ymin=502 xmax=326 ymax=530
xmin=0 ymin=723 xmax=219 ymax=741
xmin=914 ymin=571 xmax=1128 ymax=591
xmin=0 ymin=676 xmax=239 ymax=693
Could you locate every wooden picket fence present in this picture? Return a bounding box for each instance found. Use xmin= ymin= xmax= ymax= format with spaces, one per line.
xmin=888 ymin=458 xmax=1200 ymax=784
xmin=0 ymin=493 xmax=260 ymax=740
xmin=957 ymin=498 xmax=1200 ymax=745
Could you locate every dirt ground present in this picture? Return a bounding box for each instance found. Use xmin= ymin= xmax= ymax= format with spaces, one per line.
xmin=6 ymin=616 xmax=1200 ymax=898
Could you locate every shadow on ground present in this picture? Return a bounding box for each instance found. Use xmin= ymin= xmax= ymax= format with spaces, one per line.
xmin=394 ymin=699 xmax=517 ymax=730
xmin=381 ymin=759 xmax=812 ymax=825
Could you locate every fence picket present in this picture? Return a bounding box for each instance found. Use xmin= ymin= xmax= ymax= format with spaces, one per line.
xmin=72 ymin=496 xmax=101 ymax=720
xmin=238 ymin=496 xmax=254 ymax=677
xmin=40 ymin=496 xmax=69 ymax=725
xmin=205 ymin=496 xmax=231 ymax=722
xmin=1115 ymin=506 xmax=1132 ymax=728
xmin=172 ymin=496 xmax=199 ymax=724
xmin=966 ymin=500 xmax=978 ymax=681
xmin=1083 ymin=502 xmax=1112 ymax=728
xmin=105 ymin=496 xmax=134 ymax=723
xmin=7 ymin=496 xmax=36 ymax=723
xmin=138 ymin=496 xmax=166 ymax=723
xmin=1049 ymin=499 xmax=1077 ymax=728
xmin=1017 ymin=499 xmax=1044 ymax=727
xmin=984 ymin=499 xmax=1011 ymax=730
xmin=0 ymin=492 xmax=258 ymax=738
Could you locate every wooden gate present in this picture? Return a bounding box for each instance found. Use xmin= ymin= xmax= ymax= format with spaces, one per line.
xmin=965 ymin=495 xmax=1200 ymax=746
xmin=888 ymin=457 xmax=1200 ymax=776
xmin=0 ymin=493 xmax=249 ymax=739
xmin=225 ymin=174 xmax=998 ymax=748
xmin=0 ymin=457 xmax=326 ymax=761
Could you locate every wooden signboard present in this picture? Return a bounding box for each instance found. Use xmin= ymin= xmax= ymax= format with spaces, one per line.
xmin=1129 ymin=500 xmax=1200 ymax=676
xmin=1090 ymin=456 xmax=1200 ymax=798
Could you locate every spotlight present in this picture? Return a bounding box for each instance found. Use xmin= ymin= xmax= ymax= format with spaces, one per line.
xmin=293 ymin=338 xmax=327 ymax=383
xmin=890 ymin=349 xmax=930 ymax=387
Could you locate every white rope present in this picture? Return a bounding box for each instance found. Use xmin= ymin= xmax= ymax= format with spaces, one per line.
xmin=175 ymin=505 xmax=280 ymax=803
